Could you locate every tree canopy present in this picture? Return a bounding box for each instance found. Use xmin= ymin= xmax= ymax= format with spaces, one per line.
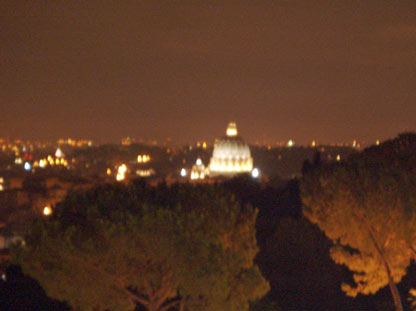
xmin=14 ymin=182 xmax=269 ymax=311
xmin=301 ymin=133 xmax=416 ymax=311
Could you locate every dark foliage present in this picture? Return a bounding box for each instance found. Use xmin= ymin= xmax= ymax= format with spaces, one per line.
xmin=0 ymin=265 xmax=70 ymax=311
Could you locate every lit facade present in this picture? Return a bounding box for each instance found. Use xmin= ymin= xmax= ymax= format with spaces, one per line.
xmin=116 ymin=164 xmax=127 ymax=181
xmin=191 ymin=158 xmax=207 ymax=180
xmin=208 ymin=122 xmax=253 ymax=176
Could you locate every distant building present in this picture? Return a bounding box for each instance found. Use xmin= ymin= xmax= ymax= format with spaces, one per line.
xmin=190 ymin=158 xmax=207 ymax=180
xmin=121 ymin=137 xmax=132 ymax=146
xmin=208 ymin=122 xmax=253 ymax=177
xmin=8 ymin=177 xmax=24 ymax=190
xmin=136 ymin=154 xmax=155 ymax=177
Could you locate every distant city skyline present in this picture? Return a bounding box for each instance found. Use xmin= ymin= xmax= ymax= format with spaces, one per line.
xmin=0 ymin=133 xmax=387 ymax=148
xmin=0 ymin=122 xmax=411 ymax=147
xmin=1 ymin=1 xmax=415 ymax=145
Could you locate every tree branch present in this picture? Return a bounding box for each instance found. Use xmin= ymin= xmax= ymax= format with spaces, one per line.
xmin=65 ymin=252 xmax=150 ymax=307
xmin=158 ymin=298 xmax=181 ymax=311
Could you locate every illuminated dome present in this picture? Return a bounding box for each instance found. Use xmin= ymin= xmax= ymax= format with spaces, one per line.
xmin=209 ymin=122 xmax=253 ymax=176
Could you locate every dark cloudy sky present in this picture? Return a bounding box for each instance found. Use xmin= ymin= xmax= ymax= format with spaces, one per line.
xmin=1 ymin=1 xmax=415 ymax=145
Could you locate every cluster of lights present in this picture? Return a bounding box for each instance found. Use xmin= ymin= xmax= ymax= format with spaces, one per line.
xmin=182 ymin=164 xmax=260 ymax=180
xmin=58 ymin=138 xmax=92 ymax=147
xmin=136 ymin=169 xmax=155 ymax=177
xmin=34 ymin=155 xmax=69 ymax=168
xmin=11 ymin=146 xmax=21 ymax=155
xmin=116 ymin=164 xmax=127 ymax=181
xmin=196 ymin=141 xmax=208 ymax=149
xmin=191 ymin=171 xmax=205 ymax=180
xmin=15 ymin=152 xmax=34 ymax=167
xmin=0 ymin=177 xmax=4 ymax=191
xmin=1 ymin=140 xmax=36 ymax=155
xmin=137 ymin=154 xmax=150 ymax=163
xmin=18 ymin=148 xmax=70 ymax=171
xmin=190 ymin=158 xmax=207 ymax=180
xmin=209 ymin=160 xmax=253 ymax=173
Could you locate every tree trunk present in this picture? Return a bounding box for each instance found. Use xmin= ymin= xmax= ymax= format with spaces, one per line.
xmin=353 ymin=211 xmax=404 ymax=311
xmin=367 ymin=229 xmax=403 ymax=311
xmin=386 ymin=273 xmax=403 ymax=311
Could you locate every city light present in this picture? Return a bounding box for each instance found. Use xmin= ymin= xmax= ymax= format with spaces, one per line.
xmin=180 ymin=168 xmax=187 ymax=177
xmin=118 ymin=164 xmax=127 ymax=174
xmin=55 ymin=147 xmax=63 ymax=158
xmin=251 ymin=168 xmax=259 ymax=178
xmin=116 ymin=173 xmax=125 ymax=181
xmin=287 ymin=140 xmax=294 ymax=147
xmin=24 ymin=162 xmax=32 ymax=171
xmin=43 ymin=206 xmax=52 ymax=216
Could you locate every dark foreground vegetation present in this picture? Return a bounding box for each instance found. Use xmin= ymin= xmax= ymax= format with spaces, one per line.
xmin=1 ymin=133 xmax=416 ymax=311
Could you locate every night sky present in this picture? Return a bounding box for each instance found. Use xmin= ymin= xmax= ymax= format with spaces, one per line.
xmin=1 ymin=1 xmax=415 ymax=145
